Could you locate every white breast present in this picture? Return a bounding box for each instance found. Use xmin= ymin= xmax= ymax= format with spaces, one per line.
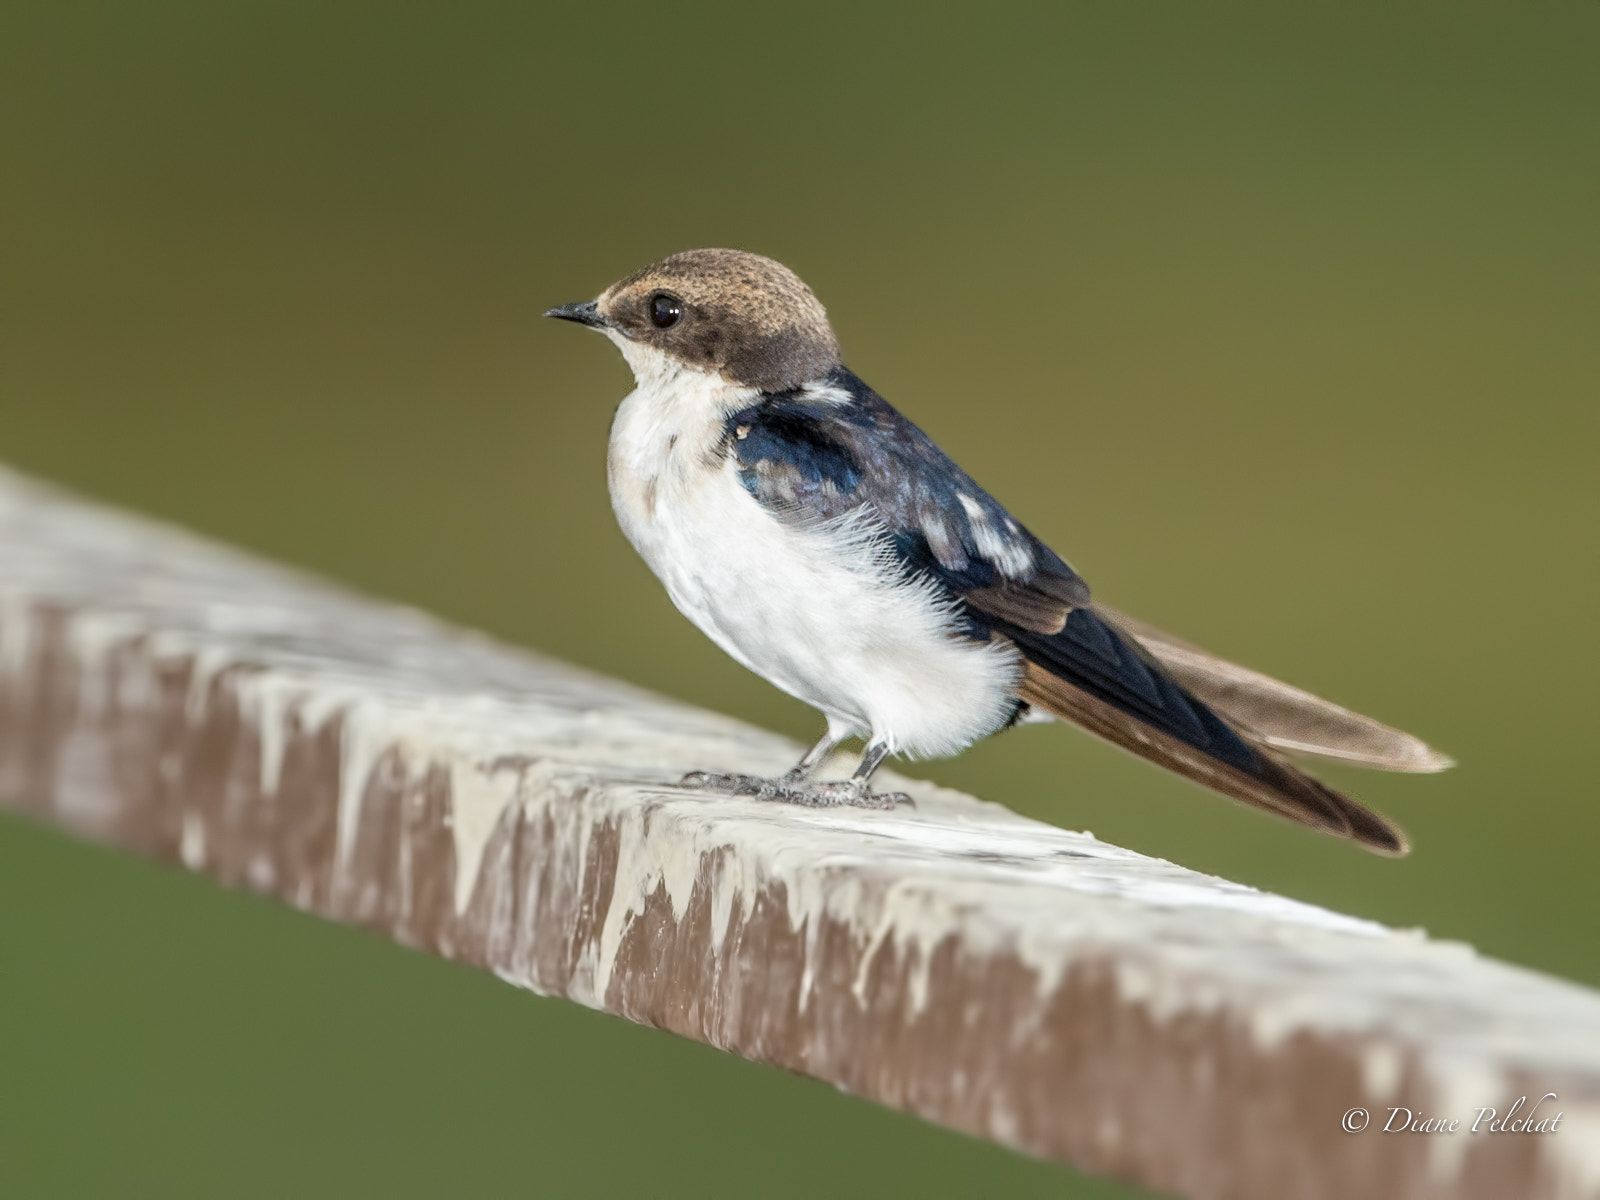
xmin=604 ymin=343 xmax=1021 ymax=760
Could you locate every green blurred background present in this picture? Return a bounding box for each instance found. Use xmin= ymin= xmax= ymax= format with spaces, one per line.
xmin=1 ymin=4 xmax=1595 ymax=1196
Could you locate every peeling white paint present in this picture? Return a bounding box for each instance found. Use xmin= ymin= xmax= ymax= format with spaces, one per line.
xmin=446 ymin=758 xmax=521 ymax=914
xmin=1360 ymin=1039 xmax=1403 ymax=1103
xmin=0 ymin=591 xmax=35 ymax=684
xmin=180 ymin=810 xmax=206 ymax=869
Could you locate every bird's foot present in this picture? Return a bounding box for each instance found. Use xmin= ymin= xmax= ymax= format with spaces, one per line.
xmin=678 ymin=772 xmax=911 ymax=811
xmin=791 ymin=780 xmax=912 ymax=811
xmin=678 ymin=771 xmax=774 ymax=796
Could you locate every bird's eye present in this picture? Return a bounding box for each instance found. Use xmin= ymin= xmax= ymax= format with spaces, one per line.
xmin=649 ymin=293 xmax=682 ymax=329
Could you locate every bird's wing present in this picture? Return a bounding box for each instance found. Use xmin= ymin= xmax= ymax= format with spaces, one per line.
xmin=1094 ymin=605 xmax=1454 ymax=773
xmin=725 ymin=368 xmax=1409 ymax=854
xmin=725 ymin=368 xmax=1091 ymax=624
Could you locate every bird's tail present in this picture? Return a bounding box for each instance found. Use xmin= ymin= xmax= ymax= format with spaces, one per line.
xmin=1011 ymin=609 xmax=1408 ymax=855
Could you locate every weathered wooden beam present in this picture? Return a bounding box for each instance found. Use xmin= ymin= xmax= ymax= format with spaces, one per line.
xmin=0 ymin=463 xmax=1595 ymax=1200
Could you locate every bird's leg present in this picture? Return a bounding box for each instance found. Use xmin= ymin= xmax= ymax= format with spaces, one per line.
xmin=851 ymin=738 xmax=892 ymax=785
xmin=781 ymin=730 xmax=845 ymax=783
xmin=678 ymin=730 xmax=843 ymax=796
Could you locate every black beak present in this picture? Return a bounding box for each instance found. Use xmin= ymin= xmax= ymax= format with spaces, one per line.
xmin=544 ymin=300 xmax=607 ymax=329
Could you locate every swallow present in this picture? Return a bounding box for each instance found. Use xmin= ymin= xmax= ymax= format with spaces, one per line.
xmin=548 ymin=249 xmax=1450 ymax=853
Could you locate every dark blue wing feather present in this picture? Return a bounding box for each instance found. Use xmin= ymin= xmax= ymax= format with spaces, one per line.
xmin=725 ymin=367 xmax=1086 ymax=598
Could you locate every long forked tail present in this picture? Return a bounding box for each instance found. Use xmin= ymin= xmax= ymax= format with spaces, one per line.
xmin=1011 ymin=610 xmax=1409 ymax=855
xmin=1093 ymin=604 xmax=1453 ymax=774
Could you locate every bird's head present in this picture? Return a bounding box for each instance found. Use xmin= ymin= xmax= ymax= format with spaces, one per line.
xmin=546 ymin=248 xmax=840 ymax=393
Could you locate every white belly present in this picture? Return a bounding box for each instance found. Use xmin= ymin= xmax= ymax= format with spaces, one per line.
xmin=606 ymin=373 xmax=1021 ymax=759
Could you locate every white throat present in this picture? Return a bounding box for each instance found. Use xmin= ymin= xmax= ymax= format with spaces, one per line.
xmin=606 ymin=332 xmax=724 ymax=399
xmin=604 ymin=336 xmax=756 ymax=545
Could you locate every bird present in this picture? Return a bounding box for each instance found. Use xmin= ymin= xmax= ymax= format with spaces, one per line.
xmin=547 ymin=248 xmax=1450 ymax=854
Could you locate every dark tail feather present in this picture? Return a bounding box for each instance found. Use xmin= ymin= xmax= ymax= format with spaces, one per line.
xmin=1018 ymin=659 xmax=1409 ymax=856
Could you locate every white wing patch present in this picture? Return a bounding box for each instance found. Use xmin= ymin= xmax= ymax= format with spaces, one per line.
xmin=957 ymin=492 xmax=1034 ymax=579
xmin=797 ymin=381 xmax=854 ymax=407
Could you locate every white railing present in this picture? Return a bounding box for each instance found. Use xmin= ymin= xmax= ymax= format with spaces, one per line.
xmin=1 ymin=465 xmax=1595 ymax=1200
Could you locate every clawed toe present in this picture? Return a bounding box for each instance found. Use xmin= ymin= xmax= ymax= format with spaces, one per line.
xmin=801 ymin=782 xmax=913 ymax=810
xmin=678 ymin=771 xmax=910 ymax=811
xmin=679 ymin=771 xmax=765 ymax=794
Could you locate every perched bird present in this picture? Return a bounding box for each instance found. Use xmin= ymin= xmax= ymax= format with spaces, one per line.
xmin=548 ymin=249 xmax=1450 ymax=854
